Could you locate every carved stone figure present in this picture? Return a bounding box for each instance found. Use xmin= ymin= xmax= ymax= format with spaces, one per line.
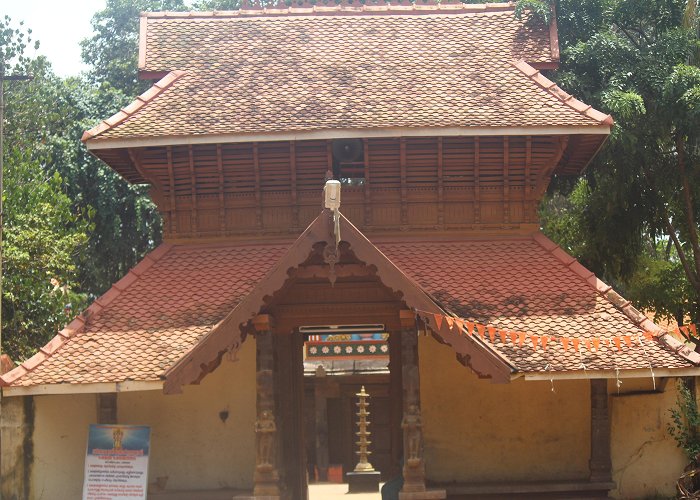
xmin=255 ymin=410 xmax=276 ymax=472
xmin=402 ymin=404 xmax=423 ymax=467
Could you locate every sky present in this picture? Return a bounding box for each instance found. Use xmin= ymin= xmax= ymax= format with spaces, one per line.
xmin=2 ymin=0 xmax=107 ymax=77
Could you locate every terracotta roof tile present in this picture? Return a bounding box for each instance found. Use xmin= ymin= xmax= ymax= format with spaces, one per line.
xmin=5 ymin=242 xmax=288 ymax=387
xmin=3 ymin=231 xmax=695 ymax=388
xmin=83 ymin=5 xmax=609 ymax=144
xmin=377 ymin=236 xmax=693 ymax=372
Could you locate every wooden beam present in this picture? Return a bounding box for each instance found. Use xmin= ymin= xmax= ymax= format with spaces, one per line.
xmin=216 ymin=144 xmax=226 ymax=233
xmin=388 ymin=329 xmax=403 ymax=478
xmin=289 ymin=263 xmax=377 ymax=280
xmin=166 ymin=146 xmax=177 ymax=235
xmin=363 ymin=138 xmax=371 ymax=227
xmin=503 ymin=136 xmax=510 ymax=225
xmin=253 ymin=314 xmax=274 ymax=332
xmin=3 ymin=380 xmax=163 ymax=397
xmin=314 ymin=370 xmax=330 ymax=481
xmin=437 ymin=138 xmax=444 ymax=227
xmin=535 ymin=136 xmax=569 ymax=198
xmin=326 ymin=140 xmax=334 ymax=178
xmin=400 ymin=309 xmax=415 ymax=329
xmin=525 ymin=136 xmax=532 ymax=223
xmin=474 ymin=137 xmax=481 ymax=225
xmin=290 ymin=141 xmax=299 ymax=229
xmin=253 ymin=142 xmax=263 ymax=228
xmin=86 ymin=124 xmax=612 ymax=150
xmin=400 ymin=138 xmax=408 ymax=227
xmin=188 ymin=145 xmax=199 ymax=235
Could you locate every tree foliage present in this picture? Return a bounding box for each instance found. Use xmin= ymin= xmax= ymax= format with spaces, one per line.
xmin=1 ymin=18 xmax=91 ymax=361
xmin=539 ymin=0 xmax=700 ymax=325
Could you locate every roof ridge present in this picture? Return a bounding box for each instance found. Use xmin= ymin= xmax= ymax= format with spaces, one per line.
xmin=141 ymin=2 xmax=516 ymax=19
xmin=511 ymin=60 xmax=614 ymax=127
xmin=531 ymin=232 xmax=700 ymax=365
xmin=81 ymin=71 xmax=186 ymax=142
xmin=1 ymin=243 xmax=175 ymax=387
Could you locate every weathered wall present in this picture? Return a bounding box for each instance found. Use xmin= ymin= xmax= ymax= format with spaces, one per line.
xmin=610 ymin=377 xmax=687 ymax=498
xmin=1 ymin=396 xmax=32 ymax=500
xmin=118 ymin=337 xmax=256 ymax=492
xmin=419 ymin=334 xmax=590 ymax=483
xmin=2 ymin=337 xmax=255 ymax=499
xmin=419 ymin=334 xmax=689 ymax=497
xmin=30 ymin=392 xmax=95 ymax=499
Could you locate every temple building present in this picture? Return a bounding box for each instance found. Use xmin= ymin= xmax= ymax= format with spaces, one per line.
xmin=2 ymin=2 xmax=699 ymax=499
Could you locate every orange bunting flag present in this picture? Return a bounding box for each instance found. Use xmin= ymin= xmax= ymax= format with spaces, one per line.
xmin=498 ymin=330 xmax=508 ymax=344
xmin=592 ymin=338 xmax=600 ymax=351
xmin=584 ymin=339 xmax=592 ymax=352
xmin=690 ymin=324 xmax=697 ymax=336
xmin=487 ymin=326 xmax=497 ymax=343
xmin=680 ymin=326 xmax=690 ymax=338
xmin=518 ymin=332 xmax=527 ymax=347
xmin=476 ymin=324 xmax=486 ymax=339
xmin=572 ymin=338 xmax=581 ymax=352
xmin=623 ymin=335 xmax=633 ymax=347
xmin=613 ymin=337 xmax=622 ymax=350
xmin=531 ymin=335 xmax=540 ymax=350
xmin=561 ymin=337 xmax=570 ymax=351
xmin=465 ymin=321 xmax=474 ymax=336
xmin=445 ymin=316 xmax=454 ymax=330
xmin=541 ymin=335 xmax=550 ymax=350
xmin=510 ymin=331 xmax=519 ymax=344
xmin=643 ymin=331 xmax=654 ymax=341
xmin=434 ymin=314 xmax=443 ymax=330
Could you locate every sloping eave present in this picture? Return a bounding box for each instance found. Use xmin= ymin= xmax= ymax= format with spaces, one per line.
xmin=162 ymin=209 xmax=516 ymax=394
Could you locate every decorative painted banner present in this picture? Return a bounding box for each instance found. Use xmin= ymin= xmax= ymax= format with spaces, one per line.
xmin=305 ymin=340 xmax=389 ymax=358
xmin=82 ymin=424 xmax=151 ymax=500
xmin=415 ymin=308 xmax=698 ymax=354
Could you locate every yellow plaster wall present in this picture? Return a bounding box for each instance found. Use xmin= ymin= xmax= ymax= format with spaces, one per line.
xmin=610 ymin=378 xmax=687 ymax=499
xmin=30 ymin=393 xmax=96 ymax=500
xmin=118 ymin=337 xmax=257 ymax=491
xmin=419 ymin=335 xmax=590 ymax=483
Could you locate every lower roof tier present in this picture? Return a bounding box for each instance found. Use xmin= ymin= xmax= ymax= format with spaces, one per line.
xmin=3 ymin=211 xmax=697 ymax=392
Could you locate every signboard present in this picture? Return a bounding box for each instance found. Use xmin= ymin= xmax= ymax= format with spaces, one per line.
xmin=82 ymin=424 xmax=151 ymax=500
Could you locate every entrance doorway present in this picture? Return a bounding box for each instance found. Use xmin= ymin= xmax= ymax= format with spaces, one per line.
xmin=276 ymin=324 xmax=401 ymax=499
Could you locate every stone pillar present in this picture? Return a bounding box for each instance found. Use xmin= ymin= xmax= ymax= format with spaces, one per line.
xmin=398 ymin=310 xmax=446 ymax=500
xmin=253 ymin=314 xmax=280 ymax=498
xmin=399 ymin=311 xmax=426 ymax=494
xmin=589 ymin=379 xmax=612 ymax=482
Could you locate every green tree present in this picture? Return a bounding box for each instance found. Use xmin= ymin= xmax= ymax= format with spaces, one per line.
xmin=1 ymin=18 xmax=91 ymax=360
xmin=81 ymin=0 xmax=187 ymax=98
xmin=535 ymin=0 xmax=700 ymax=325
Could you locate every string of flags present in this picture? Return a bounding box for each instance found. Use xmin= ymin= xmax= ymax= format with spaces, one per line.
xmin=414 ymin=308 xmax=698 ymax=353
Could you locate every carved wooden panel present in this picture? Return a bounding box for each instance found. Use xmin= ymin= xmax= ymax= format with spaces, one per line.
xmin=133 ymin=135 xmax=564 ymax=239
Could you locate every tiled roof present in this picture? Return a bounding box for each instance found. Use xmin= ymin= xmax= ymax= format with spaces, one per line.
xmin=83 ymin=4 xmax=611 ymax=144
xmin=378 ymin=235 xmax=695 ymax=373
xmin=3 ymin=242 xmax=289 ymax=387
xmin=3 ymin=230 xmax=696 ymax=388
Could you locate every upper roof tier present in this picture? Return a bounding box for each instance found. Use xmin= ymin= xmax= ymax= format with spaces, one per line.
xmin=82 ymin=2 xmax=612 ymax=148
